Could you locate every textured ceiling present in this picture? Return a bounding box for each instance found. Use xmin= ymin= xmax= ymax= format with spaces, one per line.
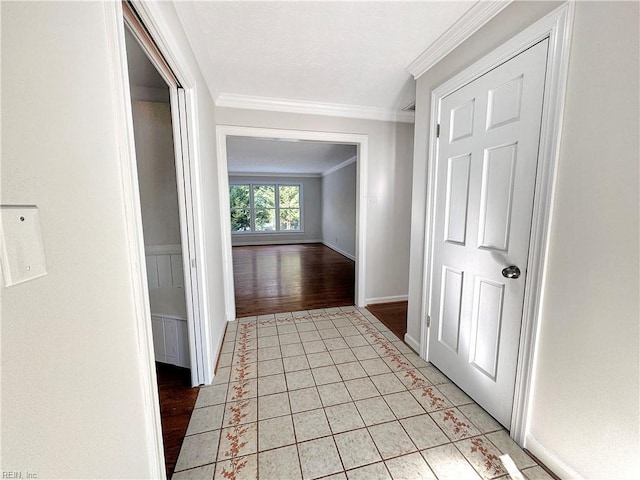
xmin=227 ymin=137 xmax=357 ymax=175
xmin=174 ymin=1 xmax=474 ymax=111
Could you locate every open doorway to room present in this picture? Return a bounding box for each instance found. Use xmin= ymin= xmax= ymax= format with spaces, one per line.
xmin=226 ymin=137 xmax=358 ymax=317
xmin=216 ymin=127 xmax=369 ymax=320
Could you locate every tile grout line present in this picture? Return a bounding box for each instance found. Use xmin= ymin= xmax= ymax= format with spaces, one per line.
xmin=282 ymin=357 xmax=306 ymax=480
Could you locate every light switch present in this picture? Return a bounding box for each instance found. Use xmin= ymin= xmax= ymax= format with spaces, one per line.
xmin=0 ymin=206 xmax=47 ymax=287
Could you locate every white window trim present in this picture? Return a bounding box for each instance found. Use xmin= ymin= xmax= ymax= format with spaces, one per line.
xmin=229 ymin=182 xmax=304 ymax=234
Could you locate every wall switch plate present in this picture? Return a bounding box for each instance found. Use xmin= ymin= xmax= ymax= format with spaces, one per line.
xmin=0 ymin=206 xmax=47 ymax=287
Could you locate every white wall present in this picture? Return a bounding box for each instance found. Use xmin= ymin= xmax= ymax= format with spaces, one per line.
xmin=527 ymin=3 xmax=639 ymax=478
xmin=1 ymin=1 xmax=226 ymax=477
xmin=1 ymin=3 xmax=152 ymax=477
xmin=229 ymin=175 xmax=322 ymax=246
xmin=132 ymin=101 xmax=182 ymax=247
xmin=407 ymin=1 xmax=639 ymax=478
xmin=216 ymin=108 xmax=414 ymax=303
xmin=322 ymin=161 xmax=357 ymax=260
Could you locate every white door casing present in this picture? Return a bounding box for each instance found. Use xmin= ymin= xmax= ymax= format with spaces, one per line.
xmin=215 ymin=126 xmax=369 ymax=320
xmin=428 ymin=40 xmax=549 ymax=427
xmin=121 ymin=3 xmax=213 ymax=388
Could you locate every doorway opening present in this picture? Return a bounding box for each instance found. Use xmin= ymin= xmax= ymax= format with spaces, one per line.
xmin=225 ymin=136 xmax=358 ymax=316
xmin=125 ymin=30 xmax=191 ymax=372
xmin=216 ymin=127 xmax=369 ymax=321
xmin=123 ymin=28 xmax=195 ymax=478
xmin=120 ymin=4 xmax=211 ymax=476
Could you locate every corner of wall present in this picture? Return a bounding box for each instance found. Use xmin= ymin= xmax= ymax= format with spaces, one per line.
xmin=525 ymin=434 xmax=585 ymax=480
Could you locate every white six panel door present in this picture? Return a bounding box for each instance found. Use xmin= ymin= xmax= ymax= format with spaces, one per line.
xmin=428 ymin=39 xmax=549 ymax=427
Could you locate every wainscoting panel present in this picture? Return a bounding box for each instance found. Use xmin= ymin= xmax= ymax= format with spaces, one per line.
xmin=151 ymin=314 xmax=189 ymax=368
xmin=145 ymin=245 xmax=184 ymax=288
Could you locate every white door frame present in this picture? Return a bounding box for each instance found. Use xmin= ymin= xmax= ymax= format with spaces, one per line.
xmin=419 ymin=3 xmax=574 ymax=444
xmin=105 ymin=1 xmax=213 ymax=476
xmin=121 ymin=0 xmax=212 ymax=387
xmin=216 ymin=125 xmax=369 ymax=321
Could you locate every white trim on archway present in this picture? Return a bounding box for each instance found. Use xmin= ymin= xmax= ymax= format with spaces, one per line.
xmin=215 ymin=125 xmax=369 ymax=322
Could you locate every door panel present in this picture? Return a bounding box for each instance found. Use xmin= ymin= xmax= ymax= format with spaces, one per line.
xmin=469 ymin=277 xmax=505 ymax=380
xmin=438 ymin=266 xmax=464 ymax=353
xmin=428 ymin=39 xmax=549 ymax=427
xmin=478 ymin=143 xmax=518 ymax=251
xmin=444 ymin=154 xmax=472 ymax=245
xmin=450 ymin=100 xmax=475 ymax=142
xmin=487 ymin=75 xmax=524 ymax=130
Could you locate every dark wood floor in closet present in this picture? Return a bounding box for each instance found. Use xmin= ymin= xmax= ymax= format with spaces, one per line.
xmin=233 ymin=243 xmax=355 ymax=317
xmin=156 ymin=363 xmax=199 ymax=479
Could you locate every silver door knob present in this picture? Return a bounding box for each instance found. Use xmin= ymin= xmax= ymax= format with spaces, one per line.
xmin=502 ymin=265 xmax=521 ymax=279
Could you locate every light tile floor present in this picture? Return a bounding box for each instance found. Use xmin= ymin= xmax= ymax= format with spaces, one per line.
xmin=173 ymin=307 xmax=554 ymax=480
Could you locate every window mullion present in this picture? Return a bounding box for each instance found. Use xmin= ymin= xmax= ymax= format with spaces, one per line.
xmin=275 ymin=184 xmax=280 ymax=232
xmin=249 ymin=184 xmax=255 ymax=232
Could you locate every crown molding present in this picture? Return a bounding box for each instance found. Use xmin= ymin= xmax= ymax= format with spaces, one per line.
xmin=216 ymin=93 xmax=415 ymax=124
xmin=322 ymin=155 xmax=357 ymax=177
xmin=406 ymin=0 xmax=513 ymax=79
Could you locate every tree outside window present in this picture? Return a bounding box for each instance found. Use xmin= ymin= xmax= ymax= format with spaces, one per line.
xmin=229 ymin=185 xmax=251 ymax=232
xmin=229 ymin=183 xmax=301 ymax=233
xmin=279 ymin=185 xmax=300 ymax=231
xmin=253 ymin=185 xmax=276 ymax=231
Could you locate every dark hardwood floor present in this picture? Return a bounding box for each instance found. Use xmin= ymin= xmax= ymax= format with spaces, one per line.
xmin=233 ymin=244 xmax=355 ymax=317
xmin=156 ymin=363 xmax=199 ymax=479
xmin=366 ymin=301 xmax=408 ymax=342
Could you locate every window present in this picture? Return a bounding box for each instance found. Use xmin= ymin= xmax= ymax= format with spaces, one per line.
xmin=230 ymin=183 xmax=302 ymax=233
xmin=229 ymin=185 xmax=251 ymax=232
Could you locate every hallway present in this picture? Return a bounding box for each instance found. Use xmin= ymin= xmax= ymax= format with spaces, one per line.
xmin=173 ymin=306 xmax=552 ymax=480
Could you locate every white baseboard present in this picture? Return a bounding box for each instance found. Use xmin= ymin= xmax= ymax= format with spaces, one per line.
xmin=525 ymin=434 xmax=584 ymax=479
xmin=322 ymin=241 xmax=356 ymax=261
xmin=232 ymin=239 xmax=322 ymax=247
xmin=365 ymin=294 xmax=409 ymax=305
xmin=404 ymin=332 xmax=421 ymax=353
xmin=209 ymin=322 xmax=229 ymax=386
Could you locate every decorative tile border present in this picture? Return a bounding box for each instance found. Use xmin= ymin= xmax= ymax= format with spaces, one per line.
xmin=175 ymin=307 xmax=545 ymax=480
xmin=431 ymin=407 xmax=480 ymax=441
xmin=220 ymin=322 xmax=255 ymax=479
xmin=457 ymin=436 xmax=508 ymax=479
